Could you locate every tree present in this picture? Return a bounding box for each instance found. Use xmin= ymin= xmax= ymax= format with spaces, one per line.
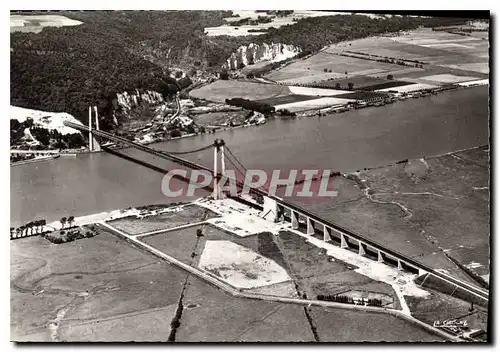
xmin=67 ymin=216 xmax=75 ymax=228
xmin=347 ymin=82 xmax=354 ymax=90
xmin=31 ymin=220 xmax=39 ymax=234
xmin=219 ymin=70 xmax=229 ymax=80
xmin=25 ymin=222 xmax=33 ymax=235
xmin=323 ymin=68 xmax=328 ymax=72
xmin=334 ymin=83 xmax=341 ymax=89
xmin=40 ymin=219 xmax=46 ymax=233
xmin=387 ymin=74 xmax=394 ymax=80
xmin=170 ymin=129 xmax=181 ymax=138
xmin=60 ymin=217 xmax=67 ymax=229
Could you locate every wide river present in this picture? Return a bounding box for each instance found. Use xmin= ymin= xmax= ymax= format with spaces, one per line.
xmin=11 ymin=86 xmax=489 ymax=227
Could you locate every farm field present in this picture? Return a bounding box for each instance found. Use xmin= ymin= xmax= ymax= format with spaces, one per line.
xmin=309 ymin=306 xmax=444 ymax=342
xmin=287 ymin=28 xmax=489 ymax=90
xmin=106 ymin=205 xmax=219 ymax=235
xmin=265 ymin=52 xmax=398 ymax=84
xmin=274 ymin=97 xmax=355 ymax=113
xmin=256 ymin=94 xmax=319 ymax=106
xmin=276 ymin=230 xmax=400 ymax=307
xmin=198 ymin=240 xmax=291 ymax=288
xmin=189 ymin=80 xmax=290 ymax=103
xmin=10 ymin=14 xmax=82 ymax=33
xmin=10 ymin=230 xmax=187 ymax=341
xmin=139 ymin=223 xmax=294 ymax=292
xmin=336 ymin=91 xmax=389 ymax=100
xmin=405 ymin=289 xmax=488 ymax=333
xmin=176 ymin=276 xmax=315 ymax=342
xmin=192 ymin=110 xmax=249 ymax=127
xmin=376 ymin=83 xmax=439 ymax=93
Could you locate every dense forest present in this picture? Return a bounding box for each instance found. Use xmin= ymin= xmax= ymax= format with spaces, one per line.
xmin=11 ymin=11 xmax=471 ymax=125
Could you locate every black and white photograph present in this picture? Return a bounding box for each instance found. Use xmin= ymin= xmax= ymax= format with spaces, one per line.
xmin=8 ymin=7 xmax=491 ymax=343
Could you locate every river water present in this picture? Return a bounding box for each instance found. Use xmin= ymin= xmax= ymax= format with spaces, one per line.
xmin=11 ymin=86 xmax=489 ymax=227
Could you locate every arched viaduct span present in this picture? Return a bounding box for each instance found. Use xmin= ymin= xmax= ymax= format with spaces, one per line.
xmin=64 ymin=120 xmax=489 ymax=306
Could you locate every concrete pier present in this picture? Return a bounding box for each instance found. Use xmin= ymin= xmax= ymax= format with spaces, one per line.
xmin=323 ymin=225 xmax=332 ymax=242
xmin=306 ymin=218 xmax=315 ymax=235
xmin=291 ymin=211 xmax=299 ymax=230
xmin=378 ymin=251 xmax=385 ymax=263
xmin=358 ymin=242 xmax=366 ymax=256
xmin=340 ymin=234 xmax=349 ymax=249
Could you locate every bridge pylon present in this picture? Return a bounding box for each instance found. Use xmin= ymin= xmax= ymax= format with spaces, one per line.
xmin=213 ymin=139 xmax=226 ymax=200
xmin=88 ymin=105 xmax=101 ymax=152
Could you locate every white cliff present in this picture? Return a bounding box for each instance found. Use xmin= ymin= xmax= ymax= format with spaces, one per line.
xmin=223 ymin=43 xmax=301 ymax=70
xmin=116 ymin=90 xmax=164 ymax=110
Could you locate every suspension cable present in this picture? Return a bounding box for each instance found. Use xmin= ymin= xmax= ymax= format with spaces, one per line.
xmin=224 ymin=146 xmax=248 ymax=173
xmin=224 ymin=146 xmax=269 ymax=193
xmin=151 ymin=143 xmax=213 ymax=155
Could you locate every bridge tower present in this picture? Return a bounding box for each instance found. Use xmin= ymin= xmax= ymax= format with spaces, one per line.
xmin=88 ymin=105 xmax=102 ymax=152
xmin=213 ymin=139 xmax=226 ymax=200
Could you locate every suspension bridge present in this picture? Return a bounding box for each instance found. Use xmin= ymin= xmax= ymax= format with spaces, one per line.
xmin=63 ymin=119 xmax=489 ymax=307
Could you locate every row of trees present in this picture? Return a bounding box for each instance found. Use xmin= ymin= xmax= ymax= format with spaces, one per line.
xmin=316 ymin=294 xmax=384 ymax=307
xmin=59 ymin=216 xmax=75 ymax=229
xmin=225 ymin=98 xmax=275 ymax=115
xmin=10 ymin=219 xmax=47 ymax=238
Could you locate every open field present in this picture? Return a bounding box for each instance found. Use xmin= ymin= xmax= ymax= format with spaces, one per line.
xmin=265 ymin=52 xmax=399 ymax=84
xmin=333 ymin=29 xmax=488 ymax=67
xmin=139 ymin=222 xmax=293 ymax=292
xmin=309 ymin=306 xmax=444 ymax=342
xmin=336 ymin=91 xmax=389 ymax=100
xmin=189 ymin=80 xmax=290 ymax=103
xmin=13 ymin=226 xmax=446 ymax=342
xmin=11 ymin=230 xmax=186 ymax=341
xmin=274 ymin=97 xmax=354 ymax=113
xmin=297 ymin=28 xmax=489 ymax=90
xmin=107 ymin=205 xmax=219 ymax=235
xmin=287 ymin=86 xmax=353 ymax=96
xmin=198 ymin=240 xmax=291 ymax=288
xmin=176 ymin=276 xmax=315 ymax=342
xmin=376 ymin=83 xmax=439 ymax=93
xmin=256 ymin=94 xmax=320 ymax=106
xmin=277 ymin=230 xmax=400 ymax=307
xmin=10 ymin=14 xmax=82 ymax=33
xmin=192 ymin=110 xmax=249 ymax=126
xmin=405 ymin=289 xmax=488 ymax=332
xmin=302 ymin=147 xmax=489 ymax=285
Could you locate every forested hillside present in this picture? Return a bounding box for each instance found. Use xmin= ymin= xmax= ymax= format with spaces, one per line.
xmin=10 ymin=11 xmax=231 ymax=123
xmin=11 ymin=11 xmax=470 ymax=124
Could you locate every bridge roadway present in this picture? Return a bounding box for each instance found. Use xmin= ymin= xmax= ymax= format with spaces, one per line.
xmin=64 ymin=121 xmax=489 ymax=303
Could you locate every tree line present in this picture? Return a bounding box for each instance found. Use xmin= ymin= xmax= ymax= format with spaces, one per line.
xmin=317 ymin=294 xmax=384 ymax=307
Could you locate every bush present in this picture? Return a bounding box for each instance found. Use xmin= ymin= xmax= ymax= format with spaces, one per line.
xmin=170 ymin=129 xmax=182 ymax=138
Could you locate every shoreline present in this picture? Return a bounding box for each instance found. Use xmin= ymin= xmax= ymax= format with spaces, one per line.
xmin=11 ymin=82 xmax=487 ymax=158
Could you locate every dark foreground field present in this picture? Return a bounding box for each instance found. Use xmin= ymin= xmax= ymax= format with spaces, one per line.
xmin=11 ymin=229 xmax=444 ymax=342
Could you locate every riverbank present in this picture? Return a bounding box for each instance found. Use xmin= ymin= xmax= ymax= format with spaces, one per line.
xmin=10 ymin=155 xmax=60 ymax=166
